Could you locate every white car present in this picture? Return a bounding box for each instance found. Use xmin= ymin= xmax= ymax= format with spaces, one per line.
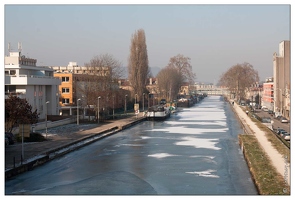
xmin=281 ymin=117 xmax=289 ymax=123
xmin=282 ymin=133 xmax=290 ymax=141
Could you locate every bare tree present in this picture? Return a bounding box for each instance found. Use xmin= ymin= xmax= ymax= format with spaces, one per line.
xmin=157 ymin=67 xmax=183 ymax=101
xmin=167 ymin=54 xmax=196 ymax=84
xmin=219 ymin=62 xmax=259 ymax=100
xmin=77 ymin=54 xmax=123 ymax=119
xmin=128 ymin=29 xmax=150 ymax=100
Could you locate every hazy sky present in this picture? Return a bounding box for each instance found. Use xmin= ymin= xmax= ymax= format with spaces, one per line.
xmin=3 ymin=2 xmax=291 ymax=83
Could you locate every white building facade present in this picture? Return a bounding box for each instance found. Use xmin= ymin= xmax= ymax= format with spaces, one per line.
xmin=5 ymin=51 xmax=61 ymax=120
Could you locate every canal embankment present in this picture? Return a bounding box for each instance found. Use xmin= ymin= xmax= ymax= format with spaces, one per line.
xmin=228 ymin=99 xmax=290 ymax=195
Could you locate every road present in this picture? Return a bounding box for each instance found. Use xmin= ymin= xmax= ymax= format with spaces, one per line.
xmin=5 ymin=96 xmax=257 ymax=195
xmin=254 ymin=109 xmax=290 ymax=133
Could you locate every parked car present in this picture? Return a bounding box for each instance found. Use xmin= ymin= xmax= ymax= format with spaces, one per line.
xmin=280 ymin=131 xmax=288 ymax=137
xmin=281 ymin=117 xmax=289 ymax=123
xmin=5 ymin=132 xmax=15 ymax=145
xmin=276 ymin=115 xmax=282 ymax=121
xmin=282 ymin=133 xmax=290 ymax=141
xmin=160 ymin=99 xmax=166 ymax=105
xmin=276 ymin=128 xmax=285 ymax=134
xmin=268 ymin=110 xmax=274 ymax=115
xmin=5 ymin=135 xmax=9 ymax=146
xmin=277 ymin=129 xmax=286 ymax=135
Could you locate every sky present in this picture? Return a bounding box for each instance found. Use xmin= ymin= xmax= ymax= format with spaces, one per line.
xmin=3 ymin=1 xmax=292 ymax=84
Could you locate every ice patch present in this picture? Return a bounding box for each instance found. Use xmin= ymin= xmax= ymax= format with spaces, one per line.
xmin=146 ymin=126 xmax=228 ymax=135
xmin=165 ymin=121 xmax=227 ymax=127
xmin=115 ymin=144 xmax=143 ymax=147
xmin=148 ymin=153 xmax=178 ymax=159
xmin=186 ymin=169 xmax=219 ymax=178
xmin=175 ymin=137 xmax=221 ymax=150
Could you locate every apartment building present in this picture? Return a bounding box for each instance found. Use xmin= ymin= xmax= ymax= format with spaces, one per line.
xmin=5 ymin=50 xmax=61 ymax=120
xmin=273 ymin=40 xmax=290 ymax=119
xmin=261 ymin=77 xmax=274 ymax=110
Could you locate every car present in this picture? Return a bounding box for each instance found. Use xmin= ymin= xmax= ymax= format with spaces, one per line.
xmin=276 ymin=128 xmax=285 ymax=134
xmin=280 ymin=131 xmax=288 ymax=137
xmin=277 ymin=128 xmax=286 ymax=135
xmin=281 ymin=117 xmax=289 ymax=123
xmin=5 ymin=135 xmax=9 ymax=146
xmin=276 ymin=115 xmax=282 ymax=120
xmin=268 ymin=110 xmax=274 ymax=115
xmin=5 ymin=132 xmax=16 ymax=145
xmin=160 ymin=99 xmax=166 ymax=105
xmin=282 ymin=133 xmax=290 ymax=141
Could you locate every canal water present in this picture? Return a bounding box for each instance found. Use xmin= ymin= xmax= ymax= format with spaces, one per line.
xmin=5 ymin=96 xmax=257 ymax=195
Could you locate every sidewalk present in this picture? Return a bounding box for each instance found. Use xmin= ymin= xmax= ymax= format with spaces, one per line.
xmin=5 ymin=115 xmax=145 ymax=171
xmin=232 ymin=102 xmax=290 ymax=186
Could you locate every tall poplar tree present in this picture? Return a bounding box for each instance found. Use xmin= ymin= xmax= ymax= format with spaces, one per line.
xmin=128 ymin=29 xmax=150 ymax=101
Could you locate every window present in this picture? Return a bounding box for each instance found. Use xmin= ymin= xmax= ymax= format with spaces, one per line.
xmin=62 ymin=88 xmax=70 ymax=93
xmin=62 ymin=77 xmax=70 ymax=82
xmin=62 ymin=98 xmax=70 ymax=104
xmin=10 ymin=70 xmax=16 ymax=75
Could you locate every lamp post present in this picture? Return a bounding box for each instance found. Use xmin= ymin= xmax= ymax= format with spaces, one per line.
xmin=135 ymin=94 xmax=138 ymax=104
xmin=113 ymin=95 xmax=115 ymax=119
xmin=148 ymin=93 xmax=150 ymax=108
xmin=45 ymin=101 xmax=50 ymax=138
xmin=97 ymin=96 xmax=101 ymax=124
xmin=143 ymin=93 xmax=145 ymax=111
xmin=125 ymin=95 xmax=127 ymax=114
xmin=77 ymin=99 xmax=81 ymax=125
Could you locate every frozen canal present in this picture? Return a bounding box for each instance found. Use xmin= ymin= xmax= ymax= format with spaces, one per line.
xmin=5 ymin=96 xmax=257 ymax=195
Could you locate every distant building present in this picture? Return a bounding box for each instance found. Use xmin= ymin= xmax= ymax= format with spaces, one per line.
xmin=273 ymin=40 xmax=290 ymax=118
xmin=5 ymin=47 xmax=61 ymax=120
xmin=261 ymin=77 xmax=274 ymax=110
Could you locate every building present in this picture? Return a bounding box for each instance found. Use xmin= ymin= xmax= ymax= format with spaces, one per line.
xmin=52 ymin=63 xmax=125 ymax=117
xmin=273 ymin=40 xmax=290 ymax=119
xmin=261 ymin=77 xmax=274 ymax=110
xmin=5 ymin=48 xmax=61 ymax=120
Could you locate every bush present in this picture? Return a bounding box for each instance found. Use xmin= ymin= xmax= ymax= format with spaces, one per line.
xmin=16 ymin=132 xmax=46 ymax=142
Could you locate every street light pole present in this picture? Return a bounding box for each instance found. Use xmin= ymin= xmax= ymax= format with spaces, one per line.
xmin=143 ymin=93 xmax=145 ymax=111
xmin=77 ymin=99 xmax=81 ymax=125
xmin=113 ymin=95 xmax=115 ymax=119
xmin=45 ymin=101 xmax=50 ymax=138
xmin=125 ymin=95 xmax=127 ymax=114
xmin=98 ymin=96 xmax=101 ymax=124
xmin=135 ymin=94 xmax=137 ymax=104
xmin=148 ymin=93 xmax=150 ymax=108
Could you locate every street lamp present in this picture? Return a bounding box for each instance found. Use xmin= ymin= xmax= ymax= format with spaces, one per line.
xmin=112 ymin=95 xmax=115 ymax=119
xmin=45 ymin=101 xmax=50 ymax=138
xmin=143 ymin=93 xmax=145 ymax=111
xmin=125 ymin=95 xmax=127 ymax=114
xmin=77 ymin=99 xmax=81 ymax=125
xmin=148 ymin=93 xmax=150 ymax=108
xmin=97 ymin=96 xmax=101 ymax=124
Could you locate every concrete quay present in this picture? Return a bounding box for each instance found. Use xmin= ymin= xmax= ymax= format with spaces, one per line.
xmin=5 ymin=115 xmax=146 ymax=180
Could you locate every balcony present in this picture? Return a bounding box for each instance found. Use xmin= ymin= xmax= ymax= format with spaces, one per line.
xmin=5 ymin=75 xmax=61 ymax=86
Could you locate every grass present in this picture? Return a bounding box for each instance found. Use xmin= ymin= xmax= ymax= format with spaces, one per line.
xmin=239 ymin=134 xmax=290 ymax=195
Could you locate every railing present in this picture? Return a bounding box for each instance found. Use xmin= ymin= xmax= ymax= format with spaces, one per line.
xmin=6 ymin=74 xmax=59 ymax=80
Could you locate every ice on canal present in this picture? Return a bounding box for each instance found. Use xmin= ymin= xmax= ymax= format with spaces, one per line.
xmin=5 ymin=96 xmax=257 ymax=195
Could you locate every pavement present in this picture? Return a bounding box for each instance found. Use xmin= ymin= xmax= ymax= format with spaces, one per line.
xmin=5 ymin=115 xmax=145 ymax=171
xmin=231 ymin=102 xmax=290 ymax=186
